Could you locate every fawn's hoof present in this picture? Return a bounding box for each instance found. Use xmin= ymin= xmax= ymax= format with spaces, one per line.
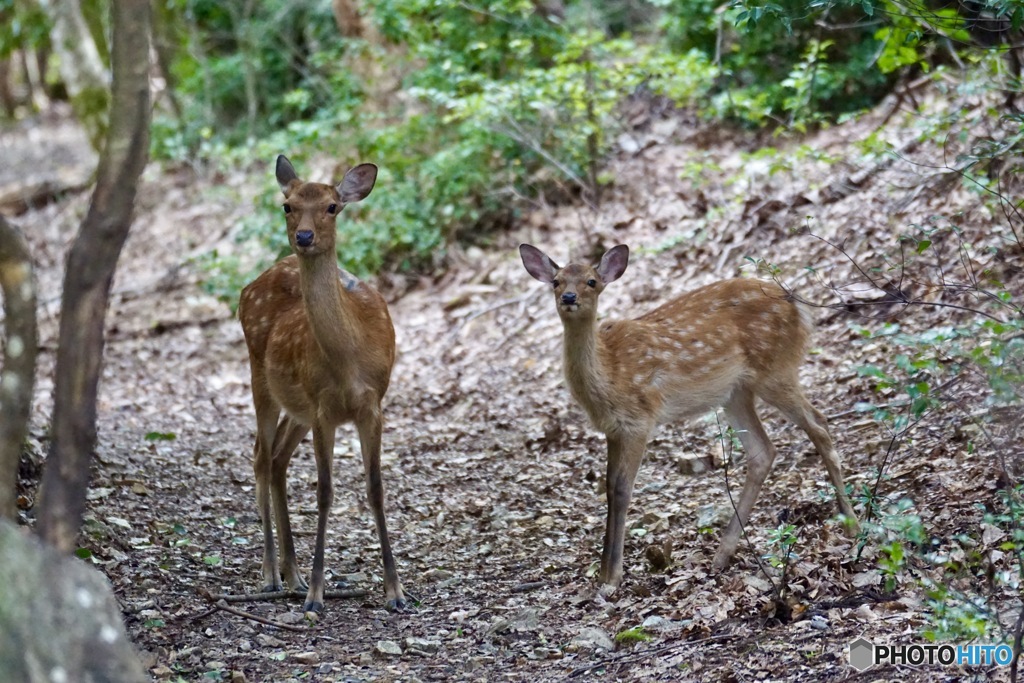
xmin=261 ymin=582 xmax=283 ymax=593
xmin=302 ymin=600 xmax=324 ymax=614
xmin=386 ymin=596 xmax=408 ymax=612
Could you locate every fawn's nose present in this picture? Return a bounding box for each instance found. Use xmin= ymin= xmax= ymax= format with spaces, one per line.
xmin=561 ymin=292 xmax=577 ymax=306
xmin=295 ymin=230 xmax=314 ymax=247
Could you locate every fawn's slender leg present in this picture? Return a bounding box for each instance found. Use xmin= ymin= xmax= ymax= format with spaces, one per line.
xmin=715 ymin=389 xmax=777 ymax=570
xmin=303 ymin=420 xmax=335 ymax=613
xmin=269 ymin=416 xmax=311 ymax=591
xmin=357 ymin=406 xmax=405 ymax=609
xmin=252 ymin=379 xmax=283 ymax=592
xmin=761 ymin=381 xmax=859 ymax=531
xmin=600 ymin=430 xmax=649 ymax=590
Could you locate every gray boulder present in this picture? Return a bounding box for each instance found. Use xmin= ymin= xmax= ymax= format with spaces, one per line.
xmin=0 ymin=520 xmax=145 ymax=682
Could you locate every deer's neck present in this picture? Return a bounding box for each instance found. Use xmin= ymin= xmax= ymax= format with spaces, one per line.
xmin=562 ymin=315 xmax=614 ymax=425
xmin=297 ymin=252 xmax=361 ymax=359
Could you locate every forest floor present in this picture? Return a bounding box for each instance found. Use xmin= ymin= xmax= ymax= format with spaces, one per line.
xmin=4 ymin=87 xmax=1024 ymax=682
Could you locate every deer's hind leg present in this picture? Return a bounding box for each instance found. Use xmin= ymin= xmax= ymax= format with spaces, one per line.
xmin=269 ymin=416 xmax=310 ymax=591
xmin=760 ymin=378 xmax=859 ymax=533
xmin=715 ymin=388 xmax=778 ymax=570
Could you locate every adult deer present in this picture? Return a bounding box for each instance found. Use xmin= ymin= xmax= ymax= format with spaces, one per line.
xmin=238 ymin=156 xmax=404 ymax=613
xmin=519 ymin=243 xmax=859 ymax=591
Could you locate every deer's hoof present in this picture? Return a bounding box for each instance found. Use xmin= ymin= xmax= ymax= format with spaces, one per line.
xmin=302 ymin=600 xmax=324 ymax=614
xmin=261 ymin=582 xmax=283 ymax=593
xmin=386 ymin=596 xmax=408 ymax=612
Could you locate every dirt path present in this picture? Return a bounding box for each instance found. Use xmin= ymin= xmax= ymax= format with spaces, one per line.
xmin=8 ymin=90 xmax=1022 ymax=681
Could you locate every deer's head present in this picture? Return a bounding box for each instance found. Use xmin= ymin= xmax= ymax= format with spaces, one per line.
xmin=276 ymin=155 xmax=377 ymax=257
xmin=520 ymin=244 xmax=629 ymax=320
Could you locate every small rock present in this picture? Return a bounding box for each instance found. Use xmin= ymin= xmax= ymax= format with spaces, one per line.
xmin=277 ymin=611 xmax=306 ymax=625
xmin=375 ymin=640 xmax=402 ymax=658
xmin=317 ymin=663 xmax=334 ymax=674
xmin=256 ymin=633 xmax=285 ymax=648
xmin=465 ymin=656 xmax=495 ymax=672
xmin=230 ymin=672 xmax=248 ymax=683
xmin=423 ymin=568 xmax=453 ymax=581
xmin=292 ymin=651 xmax=319 ymax=664
xmin=641 ymin=616 xmax=677 ymax=632
xmin=809 ymin=614 xmax=830 ymax=631
xmin=487 ymin=617 xmax=510 ymax=635
xmin=572 ymin=626 xmax=615 ymax=651
xmin=237 ymin=640 xmax=252 ymax=652
xmin=509 ymin=607 xmax=541 ymax=632
xmin=404 ymin=637 xmax=440 ymax=655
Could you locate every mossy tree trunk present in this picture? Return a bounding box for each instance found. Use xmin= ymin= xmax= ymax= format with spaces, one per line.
xmin=37 ymin=0 xmax=151 ymax=553
xmin=0 ymin=217 xmax=37 ymax=521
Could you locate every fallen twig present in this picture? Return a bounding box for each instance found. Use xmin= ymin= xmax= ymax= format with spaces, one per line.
xmin=211 ymin=599 xmax=310 ymax=632
xmin=206 ymin=587 xmax=368 ymax=603
xmin=511 ymin=581 xmax=546 ymax=593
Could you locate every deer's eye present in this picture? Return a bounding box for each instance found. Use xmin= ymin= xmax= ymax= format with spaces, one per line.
xmin=283 ymin=204 xmax=291 ymax=214
xmin=551 ymin=279 xmax=559 ymax=289
xmin=327 ymin=204 xmax=337 ymax=215
xmin=587 ymin=279 xmax=597 ymax=288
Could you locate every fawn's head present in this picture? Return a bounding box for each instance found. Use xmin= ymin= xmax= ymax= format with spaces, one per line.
xmin=276 ymin=155 xmax=377 ymax=257
xmin=520 ymin=244 xmax=629 ymax=320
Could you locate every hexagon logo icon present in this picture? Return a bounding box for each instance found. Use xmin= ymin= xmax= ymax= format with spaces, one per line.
xmin=849 ymin=637 xmax=875 ymax=671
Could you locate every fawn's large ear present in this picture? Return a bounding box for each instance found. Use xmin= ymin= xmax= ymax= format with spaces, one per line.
xmin=596 ymin=245 xmax=629 ymax=284
xmin=337 ymin=163 xmax=378 ymax=203
xmin=519 ymin=244 xmax=560 ymax=282
xmin=276 ymin=155 xmax=300 ymax=195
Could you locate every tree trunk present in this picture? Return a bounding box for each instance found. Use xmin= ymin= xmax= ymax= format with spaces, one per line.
xmin=332 ymin=0 xmax=365 ymax=38
xmin=0 ymin=59 xmax=15 ymax=118
xmin=0 ymin=217 xmax=37 ymax=521
xmin=37 ymin=0 xmax=110 ymax=148
xmin=37 ymin=0 xmax=151 ymax=553
xmin=150 ymin=0 xmax=183 ymax=121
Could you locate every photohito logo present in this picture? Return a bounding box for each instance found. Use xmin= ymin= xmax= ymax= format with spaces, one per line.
xmin=848 ymin=637 xmax=1014 ymax=671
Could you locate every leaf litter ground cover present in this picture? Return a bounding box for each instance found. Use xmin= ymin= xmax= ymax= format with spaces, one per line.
xmin=7 ymin=84 xmax=1023 ymax=681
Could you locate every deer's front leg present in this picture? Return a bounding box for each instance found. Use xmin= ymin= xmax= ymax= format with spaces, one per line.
xmin=599 ymin=431 xmax=647 ymax=592
xmin=303 ymin=420 xmax=335 ymax=614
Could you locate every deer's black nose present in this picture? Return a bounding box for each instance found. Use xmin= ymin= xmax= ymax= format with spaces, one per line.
xmin=296 ymin=230 xmax=314 ymax=247
xmin=561 ymin=292 xmax=577 ymax=305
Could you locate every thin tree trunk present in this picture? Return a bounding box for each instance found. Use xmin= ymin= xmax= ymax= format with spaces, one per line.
xmin=37 ymin=0 xmax=151 ymax=553
xmin=0 ymin=217 xmax=37 ymax=521
xmin=0 ymin=59 xmax=16 ymax=118
xmin=38 ymin=0 xmax=110 ymax=148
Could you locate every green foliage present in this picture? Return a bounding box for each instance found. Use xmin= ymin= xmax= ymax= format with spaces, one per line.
xmin=765 ymin=523 xmax=800 ymax=570
xmin=615 ymin=626 xmax=652 ymax=644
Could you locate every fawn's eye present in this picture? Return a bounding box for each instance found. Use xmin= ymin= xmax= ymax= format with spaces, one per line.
xmin=587 ymin=279 xmax=597 ymax=288
xmin=551 ymin=279 xmax=559 ymax=289
xmin=327 ymin=204 xmax=337 ymax=215
xmin=283 ymin=204 xmax=291 ymax=214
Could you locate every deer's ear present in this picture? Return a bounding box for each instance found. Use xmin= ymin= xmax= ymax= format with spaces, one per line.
xmin=596 ymin=245 xmax=629 ymax=284
xmin=276 ymin=155 xmax=300 ymax=195
xmin=520 ymin=244 xmax=560 ymax=282
xmin=338 ymin=163 xmax=378 ymax=203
